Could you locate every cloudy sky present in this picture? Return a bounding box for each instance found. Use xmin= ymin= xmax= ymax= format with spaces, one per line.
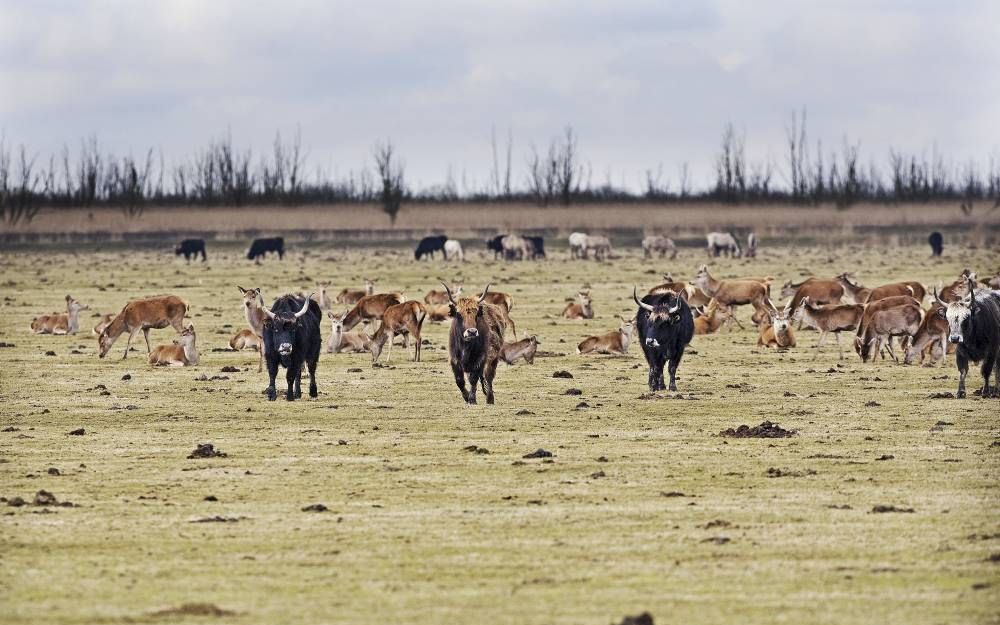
xmin=1 ymin=0 xmax=997 ymax=191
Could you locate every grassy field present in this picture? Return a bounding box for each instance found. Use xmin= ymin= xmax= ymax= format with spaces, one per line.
xmin=1 ymin=240 xmax=998 ymax=625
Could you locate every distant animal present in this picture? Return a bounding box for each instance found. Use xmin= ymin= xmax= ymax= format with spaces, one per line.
xmin=853 ymin=295 xmax=922 ymax=363
xmin=369 ymin=301 xmax=427 ymax=364
xmin=501 ymin=234 xmax=530 ymax=260
xmin=865 ymin=280 xmax=926 ymax=304
xmin=415 ymin=235 xmax=448 ymax=260
xmin=31 ymin=295 xmax=88 ymax=335
xmin=444 ymin=283 xmax=506 ymax=404
xmin=443 ymin=239 xmax=464 ymax=261
xmin=426 ymin=283 xmax=462 ymax=305
xmin=561 ymin=291 xmax=594 ymax=319
xmin=326 ymin=311 xmax=372 ymax=353
xmin=425 ymin=304 xmax=452 ymax=323
xmin=568 ymin=232 xmax=588 ymax=259
xmin=524 ymin=236 xmax=546 ymax=259
xmin=93 ymin=313 xmax=114 ymax=336
xmin=745 ymin=232 xmax=758 ymax=258
xmin=793 ymin=297 xmax=864 ymax=360
xmin=246 ymin=237 xmax=285 ymax=262
xmin=706 ymin=232 xmax=741 ymax=257
xmin=261 ymin=294 xmax=321 ymax=401
xmin=341 ymin=293 xmax=406 ymax=331
xmin=577 ymin=317 xmax=634 ymax=355
xmin=486 ymin=234 xmax=508 ymax=259
xmin=237 ymin=286 xmax=268 ymax=372
xmin=175 ymin=238 xmax=207 ymax=262
xmin=229 ymin=328 xmax=261 ymax=352
xmin=582 ymin=235 xmax=612 ymax=260
xmin=499 ymin=334 xmax=539 ymax=365
xmin=928 ymin=231 xmax=943 ymax=257
xmin=694 ymin=265 xmax=772 ymax=322
xmin=148 ymin=324 xmax=199 ymax=366
xmin=642 ymin=235 xmax=677 ymax=259
xmin=757 ymin=305 xmax=796 ymax=349
xmin=935 ymin=282 xmax=1000 ymax=398
xmin=97 ymin=295 xmax=188 ymax=359
xmin=633 ymin=287 xmax=694 ymax=392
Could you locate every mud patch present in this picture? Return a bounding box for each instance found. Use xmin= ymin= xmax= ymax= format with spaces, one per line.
xmin=187 ymin=443 xmax=227 ymax=459
xmin=523 ymin=448 xmax=553 ymax=459
xmin=616 ymin=613 xmax=654 ymax=625
xmin=148 ymin=603 xmax=236 ymax=618
xmin=552 ymin=370 xmax=573 ymax=378
xmin=871 ymin=505 xmax=915 ymax=513
xmin=720 ymin=421 xmax=795 ymax=438
xmin=301 ymin=504 xmax=328 ymax=512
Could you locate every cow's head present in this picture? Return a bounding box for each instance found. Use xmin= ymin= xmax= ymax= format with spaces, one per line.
xmin=634 ymin=286 xmax=683 ymax=347
xmin=445 ymin=282 xmax=490 ymax=342
xmin=262 ymin=295 xmax=313 ymax=360
xmin=935 ymin=281 xmax=977 ymax=344
xmin=237 ymin=286 xmax=263 ymax=312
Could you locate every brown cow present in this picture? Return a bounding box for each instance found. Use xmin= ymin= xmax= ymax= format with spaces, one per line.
xmin=445 ymin=283 xmax=506 ymax=404
xmin=98 ymin=295 xmax=188 ymax=359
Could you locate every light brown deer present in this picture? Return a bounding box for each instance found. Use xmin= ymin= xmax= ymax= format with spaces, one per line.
xmin=577 ymin=317 xmax=633 ymax=354
xmin=833 ymin=274 xmax=869 ymax=305
xmin=342 ymin=292 xmax=406 ymax=331
xmin=693 ymin=299 xmax=730 ymax=335
xmin=229 ymin=328 xmax=261 ymax=351
xmin=478 ymin=289 xmax=516 ymax=336
xmin=237 ymin=286 xmax=268 ymax=372
xmin=98 ymin=295 xmax=188 ymax=359
xmin=148 ymin=324 xmax=199 ymax=366
xmin=854 ymin=295 xmax=923 ymax=363
xmin=93 ymin=313 xmax=114 ymax=336
xmin=694 ymin=265 xmax=772 ymax=324
xmin=499 ymin=333 xmax=539 ymax=365
xmin=757 ymin=305 xmax=796 ymax=349
xmin=326 ymin=311 xmax=372 ymax=353
xmin=426 ymin=283 xmax=462 ymax=305
xmin=865 ymin=280 xmax=926 ymax=304
xmin=426 ymin=304 xmax=451 ymax=323
xmin=561 ymin=291 xmax=594 ymax=319
xmin=336 ymin=280 xmax=376 ymax=306
xmin=793 ymin=296 xmax=864 ymax=359
xmin=903 ymin=296 xmax=950 ymax=366
xmin=30 ymin=295 xmax=89 ymax=335
xmin=369 ymin=301 xmax=426 ymax=364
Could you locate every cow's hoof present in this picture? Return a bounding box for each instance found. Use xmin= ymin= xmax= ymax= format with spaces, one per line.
xmin=267 ymin=393 xmax=277 ymax=401
xmin=309 ymin=388 xmax=318 ymax=398
xmin=957 ymin=390 xmax=966 ymax=399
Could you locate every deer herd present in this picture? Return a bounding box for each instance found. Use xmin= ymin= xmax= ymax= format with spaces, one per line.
xmin=26 ymin=236 xmax=1000 ymax=402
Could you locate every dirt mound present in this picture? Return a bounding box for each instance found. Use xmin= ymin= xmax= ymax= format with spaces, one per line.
xmin=187 ymin=443 xmax=227 ymax=459
xmin=871 ymin=505 xmax=915 ymax=513
xmin=301 ymin=503 xmax=328 ymax=512
xmin=148 ymin=603 xmax=235 ymax=618
xmin=616 ymin=613 xmax=654 ymax=625
xmin=552 ymin=370 xmax=573 ymax=378
xmin=523 ymin=448 xmax=553 ymax=459
xmin=720 ymin=421 xmax=795 ymax=438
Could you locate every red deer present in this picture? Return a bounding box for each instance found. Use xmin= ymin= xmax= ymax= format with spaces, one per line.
xmin=93 ymin=313 xmax=114 ymax=336
xmin=499 ymin=333 xmax=539 ymax=365
xmin=478 ymin=289 xmax=516 ymax=335
xmin=229 ymin=328 xmax=261 ymax=351
xmin=237 ymin=286 xmax=268 ymax=372
xmin=642 ymin=235 xmax=677 ymax=259
xmin=148 ymin=324 xmax=199 ymax=366
xmin=783 ymin=276 xmax=847 ymax=309
xmin=426 ymin=283 xmax=462 ymax=305
xmin=577 ymin=317 xmax=633 ymax=354
xmin=336 ymin=280 xmax=375 ymax=306
xmin=326 ymin=311 xmax=372 ymax=353
xmin=369 ymin=301 xmax=426 ymax=364
xmin=757 ymin=305 xmax=796 ymax=349
xmin=425 ymin=304 xmax=451 ymax=323
xmin=854 ymin=295 xmax=923 ymax=363
xmin=561 ymin=291 xmax=594 ymax=319
xmin=694 ymin=265 xmax=772 ymax=323
xmin=98 ymin=295 xmax=188 ymax=359
xmin=939 ymin=270 xmax=976 ymax=303
xmin=30 ymin=295 xmax=88 ymax=335
xmin=693 ymin=299 xmax=731 ymax=335
xmin=903 ymin=297 xmax=950 ymax=366
xmin=865 ymin=280 xmax=926 ymax=304
xmin=341 ymin=292 xmax=405 ymax=331
xmin=834 ymin=274 xmax=870 ymax=305
xmin=444 ymin=283 xmax=506 ymax=404
xmin=793 ymin=296 xmax=864 ymax=359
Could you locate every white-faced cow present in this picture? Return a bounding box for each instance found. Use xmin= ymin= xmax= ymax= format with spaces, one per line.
xmin=935 ymin=281 xmax=1000 ymax=398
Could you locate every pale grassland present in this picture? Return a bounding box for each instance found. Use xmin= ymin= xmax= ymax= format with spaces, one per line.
xmin=0 ymin=240 xmax=998 ymax=625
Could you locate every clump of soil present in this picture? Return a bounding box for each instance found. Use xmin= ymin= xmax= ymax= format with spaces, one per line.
xmin=148 ymin=603 xmax=235 ymax=618
xmin=766 ymin=467 xmax=816 ymax=478
xmin=927 ymin=392 xmax=954 ymax=399
xmin=871 ymin=505 xmax=915 ymax=513
xmin=302 ymin=503 xmax=328 ymax=512
xmin=616 ymin=613 xmax=654 ymax=625
xmin=523 ymin=448 xmax=553 ymax=459
xmin=564 ymin=388 xmax=582 ymax=395
xmin=552 ymin=370 xmax=574 ymax=378
xmin=220 ymin=366 xmax=240 ymax=373
xmin=68 ymin=428 xmax=85 ymax=436
xmin=720 ymin=421 xmax=795 ymax=438
xmin=463 ymin=445 xmax=490 ymax=454
xmin=187 ymin=443 xmax=227 ymax=459
xmin=191 ymin=516 xmax=243 ymax=523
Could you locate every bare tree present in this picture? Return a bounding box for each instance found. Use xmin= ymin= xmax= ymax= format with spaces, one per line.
xmin=0 ymin=140 xmax=43 ymax=226
xmin=373 ymin=140 xmax=405 ymax=225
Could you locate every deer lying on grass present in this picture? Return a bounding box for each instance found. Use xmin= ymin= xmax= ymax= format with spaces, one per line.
xmin=230 ymin=328 xmax=261 ymax=352
xmin=757 ymin=305 xmax=796 ymax=349
xmin=98 ymin=295 xmax=188 ymax=359
xmin=237 ymin=286 xmax=268 ymax=372
xmin=369 ymin=301 xmax=426 ymax=364
xmin=426 ymin=283 xmax=462 ymax=305
xmin=499 ymin=333 xmax=539 ymax=365
xmin=426 ymin=304 xmax=451 ymax=323
xmin=577 ymin=317 xmax=633 ymax=354
xmin=478 ymin=289 xmax=516 ymax=336
xmin=561 ymin=291 xmax=594 ymax=319
xmin=148 ymin=324 xmax=199 ymax=366
xmin=31 ymin=295 xmax=89 ymax=335
xmin=693 ymin=299 xmax=731 ymax=335
xmin=336 ymin=280 xmax=376 ymax=306
xmin=793 ymin=296 xmax=864 ymax=359
xmin=326 ymin=311 xmax=372 ymax=353
xmin=342 ymin=292 xmax=405 ymax=331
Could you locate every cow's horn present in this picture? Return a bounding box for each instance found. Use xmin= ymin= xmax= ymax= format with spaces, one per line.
xmin=633 ymin=286 xmax=654 ymax=312
xmin=294 ymin=295 xmax=313 ymax=318
xmin=479 ymin=283 xmax=491 ymax=304
xmin=442 ymin=282 xmax=457 ymax=305
xmin=262 ymin=305 xmax=276 ymax=320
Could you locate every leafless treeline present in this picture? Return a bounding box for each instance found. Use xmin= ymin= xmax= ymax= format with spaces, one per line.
xmin=2 ymin=113 xmax=999 ymax=225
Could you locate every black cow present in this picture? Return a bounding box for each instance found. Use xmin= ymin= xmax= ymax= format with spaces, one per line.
xmin=485 ymin=235 xmax=507 ymax=259
xmin=928 ymin=231 xmax=943 ymax=257
xmin=175 ymin=238 xmax=206 ymax=262
xmin=633 ymin=287 xmax=694 ymax=392
xmin=936 ymin=281 xmax=1000 ymax=398
xmin=415 ymin=235 xmax=448 ymax=260
xmin=444 ymin=283 xmax=506 ymax=405
xmin=247 ymin=237 xmax=285 ymax=262
xmin=261 ymin=294 xmax=321 ymax=401
xmin=525 ymin=236 xmax=546 ymax=259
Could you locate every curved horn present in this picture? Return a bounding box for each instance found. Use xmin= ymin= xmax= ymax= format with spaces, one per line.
xmin=479 ymin=283 xmax=491 ymax=304
xmin=633 ymin=286 xmax=654 ymax=312
xmin=441 ymin=282 xmax=456 ymax=305
xmin=294 ymin=295 xmax=314 ymax=318
xmin=262 ymin=304 xmax=276 ymax=320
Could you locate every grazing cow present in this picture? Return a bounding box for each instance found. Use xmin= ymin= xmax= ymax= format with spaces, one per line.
xmin=261 ymin=294 xmax=321 ymax=401
xmin=854 ymin=295 xmax=923 ymax=363
xmin=745 ymin=232 xmax=758 ymax=258
xmin=148 ymin=324 xmax=199 ymax=366
xmin=524 ymin=236 xmax=546 ymax=259
xmin=928 ymin=231 xmax=943 ymax=257
xmin=499 ymin=334 xmax=539 ymax=365
xmin=369 ymin=301 xmax=426 ymax=364
xmin=415 ymin=235 xmax=448 ymax=260
xmin=444 ymin=239 xmax=465 ymax=261
xmin=31 ymin=295 xmax=89 ymax=335
xmin=326 ymin=311 xmax=372 ymax=353
xmin=568 ymin=232 xmax=588 ymax=259
xmin=426 ymin=283 xmax=462 ymax=305
xmin=501 ymin=234 xmax=530 ymax=260
xmin=694 ymin=265 xmax=772 ymax=323
xmin=834 ymin=274 xmax=870 ymax=305
xmin=561 ymin=291 xmax=594 ymax=319
xmin=642 ymin=235 xmax=677 ymax=259
xmin=936 ymin=282 xmax=1000 ymax=398
xmin=175 ymin=238 xmax=206 ymax=262
xmin=757 ymin=305 xmax=796 ymax=349
xmin=706 ymin=232 xmax=741 ymax=257
xmin=633 ymin=287 xmax=694 ymax=392
xmin=98 ymin=295 xmax=188 ymax=359
xmin=247 ymin=237 xmax=285 ymax=262
xmin=229 ymin=328 xmax=261 ymax=352
xmin=486 ymin=234 xmax=507 ymax=259
xmin=793 ymin=296 xmax=864 ymax=360
xmin=341 ymin=293 xmax=406 ymax=331
xmin=93 ymin=313 xmax=114 ymax=336
xmin=444 ymin=283 xmax=506 ymax=404
xmin=237 ymin=286 xmax=268 ymax=372
xmin=583 ymin=235 xmax=612 ymax=260
xmin=335 ymin=280 xmax=376 ymax=306
xmin=577 ymin=317 xmax=634 ymax=355
xmin=904 ymin=296 xmax=950 ymax=366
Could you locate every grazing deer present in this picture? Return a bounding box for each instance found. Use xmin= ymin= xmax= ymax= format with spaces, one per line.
xmin=577 ymin=317 xmax=633 ymax=354
xmin=147 ymin=324 xmax=199 ymax=366
xmin=426 ymin=283 xmax=462 ymax=305
xmin=478 ymin=289 xmax=516 ymax=336
xmin=561 ymin=291 xmax=594 ymax=319
xmin=97 ymin=295 xmax=188 ymax=359
xmin=336 ymin=280 xmax=376 ymax=306
xmin=326 ymin=311 xmax=372 ymax=353
xmin=31 ymin=295 xmax=89 ymax=335
xmin=230 ymin=328 xmax=261 ymax=351
xmin=369 ymin=301 xmax=426 ymax=364
xmin=793 ymin=296 xmax=864 ymax=360
xmin=903 ymin=295 xmax=951 ymax=366
xmin=237 ymin=286 xmax=268 ymax=372
xmin=499 ymin=333 xmax=540 ymax=365
xmin=342 ymin=292 xmax=406 ymax=331
xmin=757 ymin=305 xmax=796 ymax=349
xmin=694 ymin=265 xmax=773 ymax=327
xmin=853 ymin=295 xmax=923 ymax=363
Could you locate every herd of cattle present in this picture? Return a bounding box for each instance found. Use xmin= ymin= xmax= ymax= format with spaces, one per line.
xmin=29 ymin=232 xmax=1000 ymax=403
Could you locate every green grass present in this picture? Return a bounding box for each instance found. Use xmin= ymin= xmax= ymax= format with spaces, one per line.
xmin=1 ymin=242 xmax=998 ymax=625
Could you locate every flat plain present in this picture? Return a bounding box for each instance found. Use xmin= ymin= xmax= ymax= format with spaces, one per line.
xmin=1 ymin=239 xmax=998 ymax=625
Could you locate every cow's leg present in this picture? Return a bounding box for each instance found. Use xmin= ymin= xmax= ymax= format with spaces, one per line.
xmin=123 ymin=328 xmax=139 ymax=359
xmin=308 ymin=356 xmax=318 ymax=398
xmin=285 ymin=363 xmax=299 ymax=401
xmin=482 ymin=359 xmax=499 ymax=404
xmin=452 ymin=362 xmax=469 ymax=402
xmin=142 ymin=328 xmax=152 ymax=353
xmin=667 ymin=354 xmax=682 ymax=392
xmin=647 ymin=363 xmax=659 ymax=391
xmin=266 ymin=359 xmax=278 ymax=401
xmin=980 ymin=352 xmax=996 ymax=397
xmin=465 ymin=371 xmax=479 ymax=404
xmin=956 ymin=352 xmax=969 ymax=398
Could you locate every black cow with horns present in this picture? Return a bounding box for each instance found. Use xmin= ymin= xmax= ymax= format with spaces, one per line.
xmin=262 ymin=294 xmax=321 ymax=401
xmin=935 ymin=279 xmax=1000 ymax=398
xmin=633 ymin=286 xmax=694 ymax=392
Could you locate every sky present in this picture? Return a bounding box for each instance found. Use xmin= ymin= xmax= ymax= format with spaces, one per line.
xmin=1 ymin=0 xmax=998 ymax=192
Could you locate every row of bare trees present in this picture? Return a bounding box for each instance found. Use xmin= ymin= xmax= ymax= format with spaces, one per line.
xmin=3 ymin=118 xmax=999 ymax=224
